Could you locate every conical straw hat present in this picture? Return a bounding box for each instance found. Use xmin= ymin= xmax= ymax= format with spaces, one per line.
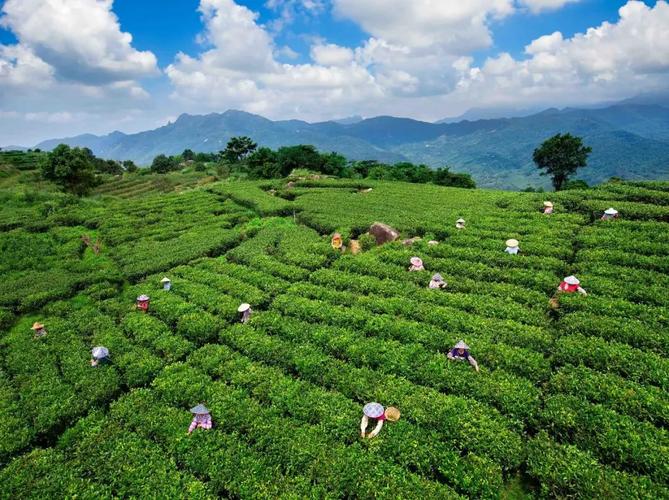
xmin=506 ymin=239 xmax=519 ymax=247
xmin=190 ymin=404 xmax=209 ymax=414
xmin=543 ymin=201 xmax=553 ymax=207
xmin=31 ymin=322 xmax=44 ymax=330
xmin=238 ymin=303 xmax=251 ymax=312
xmin=456 ymin=218 xmax=465 ymax=224
xmin=160 ymin=277 xmax=170 ymax=283
xmin=410 ymin=257 xmax=423 ymax=266
xmin=604 ymin=208 xmax=618 ymax=215
xmin=385 ymin=407 xmax=401 ymax=422
xmin=92 ymin=346 xmax=109 ymax=359
xmin=432 ymin=273 xmax=443 ymax=282
xmin=137 ymin=294 xmax=150 ymax=301
xmin=454 ymin=340 xmax=469 ymax=350
xmin=363 ymin=402 xmax=384 ymax=418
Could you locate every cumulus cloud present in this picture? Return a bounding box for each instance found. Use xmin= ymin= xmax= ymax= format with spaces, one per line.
xmin=0 ymin=0 xmax=160 ymax=146
xmin=454 ymin=0 xmax=669 ymax=108
xmin=518 ymin=0 xmax=580 ymax=13
xmin=0 ymin=0 xmax=158 ymax=84
xmin=166 ymin=0 xmax=383 ymax=119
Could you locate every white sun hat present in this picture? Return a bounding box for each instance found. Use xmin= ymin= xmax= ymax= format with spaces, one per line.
xmin=456 ymin=218 xmax=465 ymax=224
xmin=454 ymin=340 xmax=469 ymax=350
xmin=92 ymin=346 xmax=109 ymax=359
xmin=238 ymin=303 xmax=251 ymax=313
xmin=432 ymin=273 xmax=444 ymax=282
xmin=363 ymin=402 xmax=385 ymax=419
xmin=506 ymin=239 xmax=519 ymax=247
xmin=410 ymin=257 xmax=423 ymax=266
xmin=564 ymin=275 xmax=580 ymax=285
xmin=543 ymin=201 xmax=553 ymax=207
xmin=160 ymin=277 xmax=171 ymax=283
xmin=190 ymin=404 xmax=210 ymax=414
xmin=604 ymin=208 xmax=618 ymax=215
xmin=137 ymin=294 xmax=150 ymax=302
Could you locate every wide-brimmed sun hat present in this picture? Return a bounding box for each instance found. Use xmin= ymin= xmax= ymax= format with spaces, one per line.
xmin=190 ymin=404 xmax=209 ymax=414
xmin=238 ymin=303 xmax=251 ymax=313
xmin=604 ymin=208 xmax=618 ymax=215
xmin=160 ymin=277 xmax=171 ymax=283
xmin=92 ymin=346 xmax=109 ymax=359
xmin=137 ymin=294 xmax=150 ymax=301
xmin=456 ymin=218 xmax=465 ymax=224
xmin=506 ymin=239 xmax=519 ymax=247
xmin=432 ymin=273 xmax=444 ymax=282
xmin=543 ymin=201 xmax=553 ymax=207
xmin=31 ymin=322 xmax=44 ymax=330
xmin=564 ymin=275 xmax=580 ymax=285
xmin=454 ymin=340 xmax=469 ymax=350
xmin=363 ymin=402 xmax=385 ymax=419
xmin=385 ymin=406 xmax=401 ymax=422
xmin=410 ymin=257 xmax=423 ymax=266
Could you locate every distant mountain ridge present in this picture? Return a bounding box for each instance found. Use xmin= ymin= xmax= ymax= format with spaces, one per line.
xmin=35 ymin=100 xmax=669 ymax=189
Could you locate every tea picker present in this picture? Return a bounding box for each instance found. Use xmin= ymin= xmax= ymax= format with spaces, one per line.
xmin=408 ymin=256 xmax=424 ymax=272
xmin=360 ymin=402 xmax=400 ymax=439
xmin=91 ymin=346 xmax=110 ymax=367
xmin=558 ymin=275 xmax=587 ymax=295
xmin=331 ymin=233 xmax=345 ymax=252
xmin=601 ymin=208 xmax=619 ymax=221
xmin=455 ymin=218 xmax=465 ymax=229
xmin=429 ymin=273 xmax=447 ymax=289
xmin=161 ymin=277 xmax=171 ymax=291
xmin=238 ymin=303 xmax=252 ymax=324
xmin=188 ymin=404 xmax=213 ymax=434
xmin=505 ymin=239 xmax=520 ymax=255
xmin=543 ymin=201 xmax=554 ymax=214
xmin=447 ymin=340 xmax=480 ymax=372
xmin=31 ymin=322 xmax=47 ymax=338
xmin=136 ymin=294 xmax=150 ymax=312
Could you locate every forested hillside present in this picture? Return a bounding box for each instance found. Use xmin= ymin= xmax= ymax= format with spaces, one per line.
xmin=1 ymin=156 xmax=668 ymax=498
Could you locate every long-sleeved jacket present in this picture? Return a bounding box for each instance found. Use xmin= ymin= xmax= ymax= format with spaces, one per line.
xmin=447 ymin=349 xmax=479 ymax=371
xmin=188 ymin=413 xmax=212 ymax=433
xmin=558 ymin=282 xmax=587 ymax=295
xmin=360 ymin=415 xmax=385 ymax=438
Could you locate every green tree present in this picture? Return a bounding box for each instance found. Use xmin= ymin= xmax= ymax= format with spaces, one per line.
xmin=182 ymin=149 xmax=195 ymax=161
xmin=276 ymin=145 xmax=322 ymax=177
xmin=433 ymin=167 xmax=476 ymax=188
xmin=150 ymin=154 xmax=178 ymax=174
xmin=122 ymin=160 xmax=138 ymax=173
xmin=39 ymin=144 xmax=99 ymax=195
xmin=533 ymin=133 xmax=592 ymax=191
xmin=246 ymin=147 xmax=279 ymax=178
xmin=223 ymin=136 xmax=257 ymax=163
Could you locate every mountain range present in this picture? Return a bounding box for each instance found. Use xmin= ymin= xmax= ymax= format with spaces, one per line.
xmin=33 ymin=96 xmax=669 ymax=190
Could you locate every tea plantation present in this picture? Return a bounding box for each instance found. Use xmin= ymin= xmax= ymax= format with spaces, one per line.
xmin=1 ymin=168 xmax=668 ymax=498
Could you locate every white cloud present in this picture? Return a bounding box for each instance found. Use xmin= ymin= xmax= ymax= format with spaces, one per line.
xmin=518 ymin=0 xmax=580 ymax=13
xmin=454 ymin=1 xmax=669 ymax=108
xmin=333 ymin=0 xmax=515 ymax=53
xmin=310 ymin=43 xmax=354 ymax=66
xmin=0 ymin=0 xmax=158 ymax=84
xmin=0 ymin=0 xmax=160 ymax=146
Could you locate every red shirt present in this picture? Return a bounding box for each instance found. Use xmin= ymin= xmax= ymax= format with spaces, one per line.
xmin=559 ymin=281 xmax=580 ymax=293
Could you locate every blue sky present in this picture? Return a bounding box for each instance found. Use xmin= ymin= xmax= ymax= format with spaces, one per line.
xmin=0 ymin=0 xmax=667 ymax=145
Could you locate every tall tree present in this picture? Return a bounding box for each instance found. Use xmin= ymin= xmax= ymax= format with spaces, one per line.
xmin=223 ymin=136 xmax=257 ymax=163
xmin=533 ymin=133 xmax=592 ymax=191
xmin=39 ymin=144 xmax=99 ymax=195
xmin=150 ymin=154 xmax=177 ymax=174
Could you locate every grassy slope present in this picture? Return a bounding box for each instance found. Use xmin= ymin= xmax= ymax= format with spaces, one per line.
xmin=0 ymin=169 xmax=668 ymax=498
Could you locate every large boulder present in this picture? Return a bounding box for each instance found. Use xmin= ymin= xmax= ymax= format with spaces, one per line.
xmin=369 ymin=223 xmax=399 ymax=245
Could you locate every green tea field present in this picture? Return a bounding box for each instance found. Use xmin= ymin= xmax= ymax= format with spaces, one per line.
xmin=1 ymin=173 xmax=668 ymax=498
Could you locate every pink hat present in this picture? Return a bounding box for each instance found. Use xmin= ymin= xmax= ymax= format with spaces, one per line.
xmin=410 ymin=257 xmax=423 ymax=266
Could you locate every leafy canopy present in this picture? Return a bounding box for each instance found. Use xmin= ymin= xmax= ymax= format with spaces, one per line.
xmin=533 ymin=133 xmax=592 ymax=191
xmin=39 ymin=144 xmax=100 ymax=195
